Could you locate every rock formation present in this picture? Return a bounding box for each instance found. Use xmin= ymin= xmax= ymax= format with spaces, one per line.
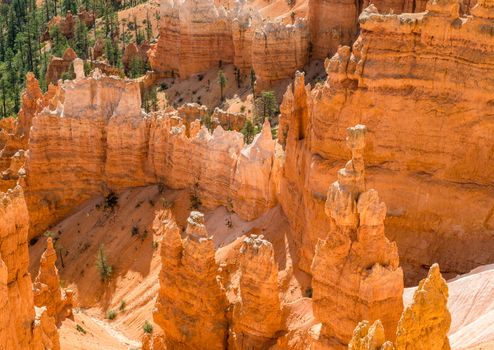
xmin=149 ymin=0 xmax=234 ymax=78
xmin=33 ymin=238 xmax=73 ymax=324
xmin=251 ymin=20 xmax=309 ymax=91
xmin=348 ymin=320 xmax=394 ymax=350
xmin=149 ymin=0 xmax=310 ymax=88
xmin=348 ymin=264 xmax=451 ymax=350
xmin=229 ymin=235 xmax=283 ymax=349
xmin=0 ymin=186 xmax=60 ymax=350
xmin=278 ymin=0 xmax=494 ymax=283
xmin=153 ymin=210 xmax=228 ymax=349
xmin=45 ymin=48 xmax=78 ymax=84
xmin=232 ymin=119 xmax=277 ymax=220
xmin=122 ymin=42 xmax=150 ymax=71
xmin=24 ymin=72 xmax=277 ymax=238
xmin=395 ymin=264 xmax=451 ymax=350
xmin=311 ymin=125 xmax=403 ymax=348
xmin=211 ymin=107 xmax=246 ymax=131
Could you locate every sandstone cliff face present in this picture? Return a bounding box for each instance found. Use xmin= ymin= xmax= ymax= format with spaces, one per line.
xmin=0 ymin=73 xmax=43 ymax=191
xmin=153 ymin=210 xmax=228 ymax=349
xmin=311 ymin=125 xmax=403 ymax=347
xmin=149 ymin=0 xmax=310 ymax=88
xmin=252 ymin=19 xmax=309 ymax=91
xmin=229 ymin=235 xmax=283 ymax=349
xmin=33 ymin=238 xmax=73 ymax=324
xmin=0 ymin=186 xmax=60 ymax=350
xmin=278 ymin=0 xmax=494 ymax=283
xmin=232 ymin=119 xmax=277 ymax=220
xmin=149 ymin=0 xmax=234 ymax=78
xmin=25 ymin=72 xmax=277 ymax=237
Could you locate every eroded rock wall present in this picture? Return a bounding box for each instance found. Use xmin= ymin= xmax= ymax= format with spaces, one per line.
xmin=149 ymin=0 xmax=310 ymax=88
xmin=278 ymin=0 xmax=494 ymax=283
xmin=25 ymin=72 xmax=277 ymax=238
xmin=0 ymin=186 xmax=60 ymax=350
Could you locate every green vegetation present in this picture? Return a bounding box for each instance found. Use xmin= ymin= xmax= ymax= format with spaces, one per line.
xmin=254 ymin=91 xmax=278 ymax=124
xmin=143 ymin=320 xmax=153 ymax=334
xmin=76 ymin=324 xmax=87 ymax=334
xmin=106 ymin=309 xmax=117 ymax=320
xmin=96 ymin=244 xmax=113 ymax=282
xmin=241 ymin=119 xmax=256 ymax=144
xmin=217 ymin=69 xmax=227 ymax=101
xmin=0 ymin=0 xmax=152 ymax=119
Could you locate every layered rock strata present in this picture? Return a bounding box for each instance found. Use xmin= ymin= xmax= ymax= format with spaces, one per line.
xmin=149 ymin=0 xmax=310 ymax=88
xmin=311 ymin=125 xmax=404 ymax=348
xmin=33 ymin=238 xmax=74 ymax=324
xmin=348 ymin=264 xmax=451 ymax=350
xmin=0 ymin=186 xmax=60 ymax=350
xmin=25 ymin=72 xmax=277 ymax=237
xmin=229 ymin=235 xmax=283 ymax=349
xmin=278 ymin=0 xmax=494 ymax=282
xmin=153 ymin=210 xmax=228 ymax=349
xmin=395 ymin=264 xmax=451 ymax=350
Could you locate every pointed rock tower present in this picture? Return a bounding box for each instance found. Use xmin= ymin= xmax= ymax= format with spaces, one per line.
xmin=153 ymin=210 xmax=228 ymax=350
xmin=311 ymin=125 xmax=404 ymax=348
xmin=230 ymin=234 xmax=283 ymax=349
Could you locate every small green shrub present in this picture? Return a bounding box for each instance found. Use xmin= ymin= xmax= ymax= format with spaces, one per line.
xmin=96 ymin=244 xmax=113 ymax=282
xmin=304 ymin=287 xmax=313 ymax=298
xmin=106 ymin=309 xmax=117 ymax=320
xmin=143 ymin=320 xmax=153 ymax=334
xmin=119 ymin=300 xmax=126 ymax=311
xmin=76 ymin=324 xmax=87 ymax=334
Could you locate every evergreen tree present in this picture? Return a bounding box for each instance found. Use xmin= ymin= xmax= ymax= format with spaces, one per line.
xmin=217 ymin=69 xmax=227 ymax=101
xmin=73 ymin=19 xmax=89 ymax=59
xmin=254 ymin=91 xmax=278 ymax=125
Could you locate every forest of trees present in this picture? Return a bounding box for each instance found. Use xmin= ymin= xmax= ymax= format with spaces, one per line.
xmin=0 ymin=0 xmax=150 ymax=118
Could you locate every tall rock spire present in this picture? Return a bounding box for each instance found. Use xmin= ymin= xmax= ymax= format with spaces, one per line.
xmin=153 ymin=210 xmax=228 ymax=350
xmin=311 ymin=125 xmax=404 ymax=348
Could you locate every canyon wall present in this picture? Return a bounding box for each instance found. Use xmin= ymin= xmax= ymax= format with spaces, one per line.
xmin=149 ymin=0 xmax=310 ymax=89
xmin=24 ymin=71 xmax=278 ymax=237
xmin=0 ymin=186 xmax=60 ymax=350
xmin=278 ymin=0 xmax=494 ymax=283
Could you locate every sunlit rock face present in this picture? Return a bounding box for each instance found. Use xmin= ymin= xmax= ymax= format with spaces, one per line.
xmin=0 ymin=186 xmax=60 ymax=350
xmin=278 ymin=0 xmax=494 ymax=283
xmin=153 ymin=210 xmax=228 ymax=350
xmin=311 ymin=125 xmax=404 ymax=349
xmin=148 ymin=0 xmax=310 ymax=88
xmin=24 ymin=72 xmax=277 ymax=238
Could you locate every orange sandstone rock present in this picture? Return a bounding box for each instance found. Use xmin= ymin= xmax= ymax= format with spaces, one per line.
xmin=348 ymin=320 xmax=395 ymax=350
xmin=33 ymin=238 xmax=73 ymax=324
xmin=311 ymin=125 xmax=403 ymax=348
xmin=229 ymin=235 xmax=283 ymax=349
xmin=0 ymin=186 xmax=60 ymax=349
xmin=153 ymin=210 xmax=228 ymax=349
xmin=395 ymin=264 xmax=451 ymax=350
xmin=278 ymin=0 xmax=494 ymax=282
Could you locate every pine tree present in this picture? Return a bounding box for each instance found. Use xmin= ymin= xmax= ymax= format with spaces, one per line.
xmin=217 ymin=69 xmax=227 ymax=101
